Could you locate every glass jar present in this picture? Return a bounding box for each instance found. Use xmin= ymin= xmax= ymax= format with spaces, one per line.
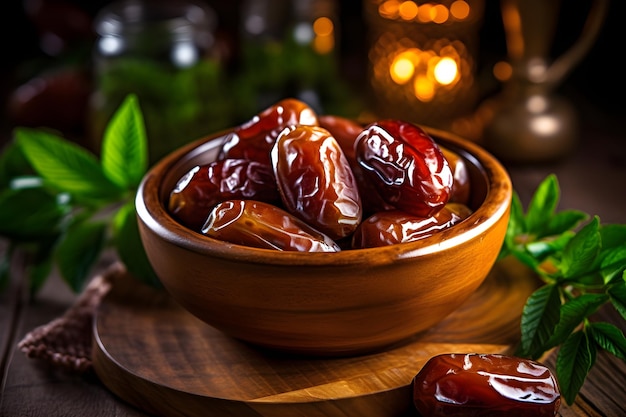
xmin=90 ymin=0 xmax=229 ymax=164
xmin=237 ymin=0 xmax=360 ymax=118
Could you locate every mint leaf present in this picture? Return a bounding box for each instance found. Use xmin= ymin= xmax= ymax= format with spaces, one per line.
xmin=600 ymin=245 xmax=626 ymax=284
xmin=0 ymin=186 xmax=70 ymax=240
xmin=113 ymin=200 xmax=161 ymax=288
xmin=54 ymin=220 xmax=107 ymax=292
xmin=561 ymin=216 xmax=601 ymax=279
xmin=526 ymin=174 xmax=559 ymax=235
xmin=599 ymin=224 xmax=626 ymax=249
xmin=608 ymin=282 xmax=626 ymax=320
xmin=15 ymin=128 xmax=123 ymax=201
xmin=508 ymin=192 xmax=526 ymax=237
xmin=546 ymin=293 xmax=608 ymax=349
xmin=0 ymin=141 xmax=33 ymax=187
xmin=525 ymin=231 xmax=574 ymax=260
xmin=556 ymin=330 xmax=596 ymax=405
xmin=101 ymin=94 xmax=148 ymax=189
xmin=493 ymin=174 xmax=626 ymax=405
xmin=546 ymin=209 xmax=588 ymax=236
xmin=589 ymin=322 xmax=626 ymax=361
xmin=517 ymin=284 xmax=561 ymax=358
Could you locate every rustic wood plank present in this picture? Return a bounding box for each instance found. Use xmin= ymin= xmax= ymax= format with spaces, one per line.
xmin=0 ymin=263 xmax=149 ymax=417
xmin=0 ymin=245 xmax=25 ymax=400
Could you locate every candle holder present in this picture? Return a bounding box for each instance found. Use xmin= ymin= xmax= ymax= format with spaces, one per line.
xmin=364 ymin=0 xmax=485 ymax=128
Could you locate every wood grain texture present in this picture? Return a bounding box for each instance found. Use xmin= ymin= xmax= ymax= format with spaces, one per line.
xmin=92 ymin=257 xmax=536 ymax=417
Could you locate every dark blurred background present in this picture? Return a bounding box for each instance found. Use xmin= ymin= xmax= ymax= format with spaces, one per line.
xmin=1 ymin=0 xmax=623 ymax=157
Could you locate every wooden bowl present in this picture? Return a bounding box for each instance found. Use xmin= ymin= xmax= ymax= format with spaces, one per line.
xmin=135 ymin=127 xmax=512 ymax=356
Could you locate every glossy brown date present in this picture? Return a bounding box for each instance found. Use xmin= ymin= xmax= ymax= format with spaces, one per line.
xmin=351 ymin=203 xmax=471 ymax=248
xmin=413 ymin=353 xmax=561 ymax=417
xmin=441 ymin=146 xmax=471 ymax=205
xmin=271 ymin=125 xmax=363 ymax=240
xmin=319 ymin=114 xmax=392 ymax=215
xmin=218 ymin=98 xmax=319 ymax=166
xmin=201 ymin=200 xmax=341 ymax=252
xmin=318 ymin=114 xmax=363 ymax=162
xmin=168 ymin=159 xmax=279 ymax=231
xmin=354 ymin=120 xmax=453 ymax=218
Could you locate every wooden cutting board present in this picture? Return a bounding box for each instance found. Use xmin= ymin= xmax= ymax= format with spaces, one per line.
xmin=92 ymin=258 xmax=537 ymax=417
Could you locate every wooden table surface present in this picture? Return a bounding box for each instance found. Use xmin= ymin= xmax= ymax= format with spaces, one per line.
xmin=1 ymin=99 xmax=625 ymax=416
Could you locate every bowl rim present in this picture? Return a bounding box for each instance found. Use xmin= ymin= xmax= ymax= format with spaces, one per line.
xmin=135 ymin=126 xmax=512 ymax=267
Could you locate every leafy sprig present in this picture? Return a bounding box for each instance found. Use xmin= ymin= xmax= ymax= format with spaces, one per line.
xmin=501 ymin=174 xmax=626 ymax=405
xmin=0 ymin=94 xmax=160 ymax=294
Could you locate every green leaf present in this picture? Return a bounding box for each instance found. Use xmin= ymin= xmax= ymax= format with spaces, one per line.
xmin=507 ymin=192 xmax=526 ymax=241
xmin=556 ymin=330 xmax=596 ymax=405
xmin=0 ymin=186 xmax=70 ymax=240
xmin=600 ymin=244 xmax=626 ymax=284
xmin=546 ymin=209 xmax=588 ymax=236
xmin=599 ymin=224 xmax=626 ymax=250
xmin=526 ymin=174 xmax=559 ymax=235
xmin=517 ymin=284 xmax=562 ymax=358
xmin=546 ymin=293 xmax=608 ymax=349
xmin=14 ymin=128 xmax=123 ymax=200
xmin=101 ymin=94 xmax=148 ymax=189
xmin=525 ymin=231 xmax=574 ymax=260
xmin=511 ymin=247 xmax=543 ymax=272
xmin=113 ymin=201 xmax=161 ymax=288
xmin=561 ymin=216 xmax=601 ymax=279
xmin=608 ymin=282 xmax=626 ymax=321
xmin=54 ymin=220 xmax=107 ymax=292
xmin=0 ymin=141 xmax=34 ymax=187
xmin=589 ymin=322 xmax=626 ymax=361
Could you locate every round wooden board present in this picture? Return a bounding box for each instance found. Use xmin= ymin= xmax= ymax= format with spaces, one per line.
xmin=92 ymin=258 xmax=537 ymax=417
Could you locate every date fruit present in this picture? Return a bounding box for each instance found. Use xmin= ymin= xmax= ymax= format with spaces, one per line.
xmin=441 ymin=146 xmax=471 ymax=205
xmin=218 ymin=98 xmax=319 ymax=166
xmin=354 ymin=120 xmax=453 ymax=218
xmin=201 ymin=200 xmax=341 ymax=252
xmin=271 ymin=125 xmax=362 ymax=240
xmin=351 ymin=203 xmax=471 ymax=248
xmin=318 ymin=114 xmax=363 ymax=162
xmin=319 ymin=114 xmax=392 ymax=215
xmin=168 ymin=159 xmax=279 ymax=231
xmin=413 ymin=353 xmax=561 ymax=417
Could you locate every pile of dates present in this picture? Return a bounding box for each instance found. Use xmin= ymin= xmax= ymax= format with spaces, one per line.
xmin=168 ymin=98 xmax=473 ymax=251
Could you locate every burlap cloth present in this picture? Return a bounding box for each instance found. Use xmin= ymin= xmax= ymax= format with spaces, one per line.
xmin=17 ymin=263 xmax=123 ymax=373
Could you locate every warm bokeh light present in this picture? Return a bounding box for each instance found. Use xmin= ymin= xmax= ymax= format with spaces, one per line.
xmin=390 ymin=49 xmax=421 ymax=83
xmin=434 ymin=57 xmax=458 ymax=85
xmin=398 ymin=1 xmax=419 ymax=20
xmin=313 ymin=34 xmax=334 ymax=54
xmin=379 ymin=0 xmax=401 ymax=19
xmin=493 ymin=61 xmax=512 ymax=82
xmin=414 ymin=75 xmax=435 ymax=101
xmin=450 ymin=0 xmax=470 ymax=20
xmin=312 ymin=16 xmax=335 ymax=54
xmin=387 ymin=46 xmax=460 ymax=95
xmin=313 ymin=17 xmax=334 ymax=37
xmin=417 ymin=3 xmax=432 ymax=22
xmin=431 ymin=4 xmax=449 ymax=24
xmin=391 ymin=56 xmax=416 ymax=84
xmin=374 ymin=0 xmax=474 ymax=23
xmin=366 ymin=0 xmax=483 ymax=128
